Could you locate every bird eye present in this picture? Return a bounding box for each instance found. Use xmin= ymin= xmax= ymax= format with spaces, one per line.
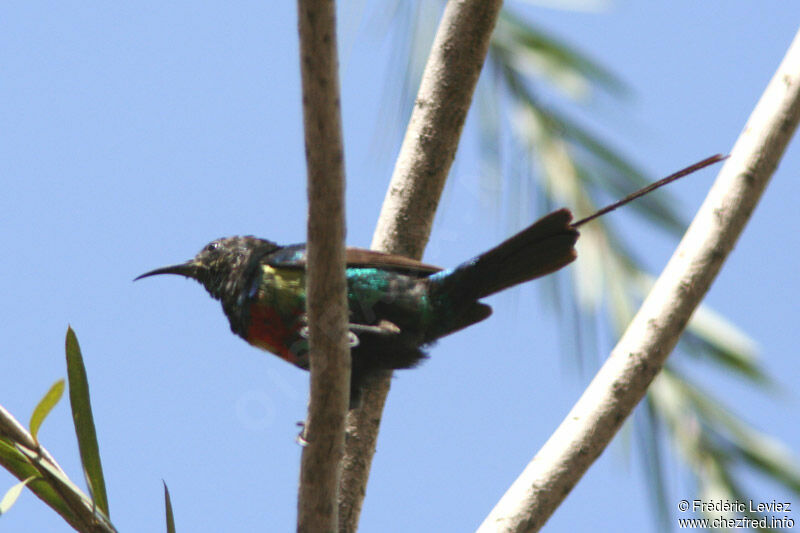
xmin=204 ymin=241 xmax=220 ymax=253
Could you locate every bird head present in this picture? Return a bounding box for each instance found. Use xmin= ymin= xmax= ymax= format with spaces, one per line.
xmin=135 ymin=236 xmax=279 ymax=301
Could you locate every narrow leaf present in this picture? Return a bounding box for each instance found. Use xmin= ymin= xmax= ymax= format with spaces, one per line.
xmin=495 ymin=9 xmax=628 ymax=98
xmin=679 ymin=375 xmax=800 ymax=493
xmin=0 ymin=476 xmax=36 ymax=515
xmin=164 ymin=481 xmax=176 ymax=533
xmin=683 ymin=305 xmax=767 ymax=385
xmin=0 ymin=439 xmax=73 ymax=519
xmin=0 ymin=438 xmax=30 ymax=466
xmin=65 ymin=326 xmax=109 ymax=517
xmin=14 ymin=442 xmax=115 ymax=531
xmin=497 ymin=60 xmax=686 ymax=232
xmin=29 ymin=380 xmax=65 ymax=443
xmin=636 ymin=399 xmax=670 ymax=530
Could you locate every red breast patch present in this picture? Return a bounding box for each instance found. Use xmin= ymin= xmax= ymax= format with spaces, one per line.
xmin=245 ymin=304 xmax=303 ymax=366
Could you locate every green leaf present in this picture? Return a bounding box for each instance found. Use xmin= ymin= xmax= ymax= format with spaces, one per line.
xmin=65 ymin=326 xmax=109 ymax=517
xmin=0 ymin=476 xmax=36 ymax=516
xmin=636 ymin=398 xmax=670 ymax=531
xmin=0 ymin=438 xmax=72 ymax=518
xmin=164 ymin=481 xmax=176 ymax=533
xmin=0 ymin=438 xmax=29 ymax=466
xmin=13 ymin=441 xmax=115 ymax=531
xmin=29 ymin=379 xmax=65 ymax=443
xmin=652 ymin=368 xmax=800 ymax=512
xmin=678 ymin=374 xmax=800 ymax=494
xmin=496 ymin=60 xmax=686 ymax=234
xmin=494 ymin=9 xmax=628 ymax=100
xmin=683 ymin=305 xmax=768 ymax=386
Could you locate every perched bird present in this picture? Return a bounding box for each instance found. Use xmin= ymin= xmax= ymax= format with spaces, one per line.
xmin=136 ymin=155 xmax=723 ymax=406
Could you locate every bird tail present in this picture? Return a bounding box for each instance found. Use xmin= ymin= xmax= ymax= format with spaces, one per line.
xmin=428 ymin=208 xmax=579 ymax=303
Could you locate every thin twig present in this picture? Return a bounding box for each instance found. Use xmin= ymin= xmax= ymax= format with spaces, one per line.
xmin=296 ymin=0 xmax=350 ymax=531
xmin=478 ymin=26 xmax=800 ymax=533
xmin=337 ymin=1 xmax=504 ymax=531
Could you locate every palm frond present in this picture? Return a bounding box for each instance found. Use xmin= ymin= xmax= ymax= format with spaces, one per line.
xmin=650 ymin=368 xmax=800 ymax=527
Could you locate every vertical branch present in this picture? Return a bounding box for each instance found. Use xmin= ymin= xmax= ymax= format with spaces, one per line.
xmin=337 ymin=1 xmax=504 ymax=531
xmin=296 ymin=0 xmax=349 ymax=531
xmin=478 ymin=27 xmax=800 ymax=533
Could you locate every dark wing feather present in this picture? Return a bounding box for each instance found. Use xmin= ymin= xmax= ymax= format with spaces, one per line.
xmin=263 ymin=244 xmax=441 ymax=276
xmin=343 ymin=248 xmax=441 ymax=274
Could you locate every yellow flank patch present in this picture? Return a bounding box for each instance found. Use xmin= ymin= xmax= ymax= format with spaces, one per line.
xmin=259 ymin=265 xmax=306 ymax=313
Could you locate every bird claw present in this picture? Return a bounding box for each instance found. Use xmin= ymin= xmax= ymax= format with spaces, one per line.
xmin=297 ymin=326 xmax=361 ymax=347
xmin=296 ymin=421 xmax=309 ymax=446
xmin=298 ymin=319 xmax=399 ymax=347
xmin=347 ymin=331 xmax=360 ymax=347
xmin=348 ymin=320 xmax=401 ymax=336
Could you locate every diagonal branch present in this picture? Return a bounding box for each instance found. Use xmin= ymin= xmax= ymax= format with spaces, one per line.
xmin=0 ymin=405 xmax=115 ymax=533
xmin=296 ymin=0 xmax=350 ymax=531
xmin=478 ymin=26 xmax=800 ymax=533
xmin=337 ymin=1 xmax=504 ymax=531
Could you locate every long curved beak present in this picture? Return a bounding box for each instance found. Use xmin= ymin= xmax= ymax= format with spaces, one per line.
xmin=134 ymin=261 xmax=200 ymax=281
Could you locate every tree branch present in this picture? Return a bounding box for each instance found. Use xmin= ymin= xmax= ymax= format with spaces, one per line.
xmin=478 ymin=26 xmax=800 ymax=533
xmin=0 ymin=405 xmax=115 ymax=533
xmin=337 ymin=2 xmax=503 ymax=531
xmin=296 ymin=0 xmax=350 ymax=531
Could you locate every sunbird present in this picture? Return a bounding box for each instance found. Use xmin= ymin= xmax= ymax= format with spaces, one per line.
xmin=137 ymin=155 xmax=724 ymax=406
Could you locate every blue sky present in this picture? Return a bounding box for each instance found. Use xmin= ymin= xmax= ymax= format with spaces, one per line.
xmin=2 ymin=2 xmax=799 ymax=532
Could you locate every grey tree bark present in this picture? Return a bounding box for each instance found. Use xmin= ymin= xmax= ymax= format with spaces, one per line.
xmin=296 ymin=0 xmax=350 ymax=531
xmin=337 ymin=1 xmax=504 ymax=531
